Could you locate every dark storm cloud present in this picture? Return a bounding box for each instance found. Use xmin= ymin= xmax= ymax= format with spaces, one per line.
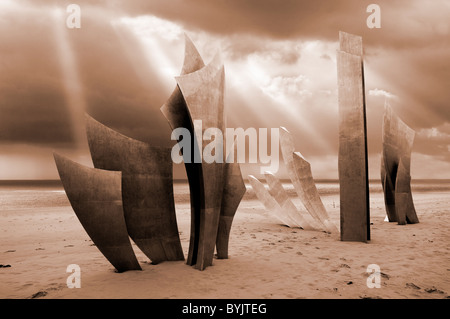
xmin=414 ymin=122 xmax=450 ymax=162
xmin=0 ymin=1 xmax=174 ymax=147
xmin=3 ymin=0 xmax=448 ymax=142
xmin=67 ymin=12 xmax=173 ymax=146
xmin=123 ymin=0 xmax=370 ymax=39
xmin=0 ymin=5 xmax=74 ymax=144
xmin=220 ymin=35 xmax=301 ymax=64
xmin=122 ymin=0 xmax=449 ymax=48
xmin=415 ymin=136 xmax=450 ymax=162
xmin=118 ymin=0 xmax=450 ymax=158
xmin=365 ymin=45 xmax=450 ymax=127
xmin=0 ymin=0 xmax=448 ymax=178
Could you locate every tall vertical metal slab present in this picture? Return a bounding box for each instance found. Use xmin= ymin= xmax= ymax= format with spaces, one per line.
xmin=176 ymin=53 xmax=226 ymax=270
xmin=160 ymin=35 xmax=206 ymax=267
xmin=85 ymin=115 xmax=184 ymax=264
xmin=336 ymin=31 xmax=370 ymax=242
xmin=161 ymin=36 xmax=246 ymax=269
xmin=161 ymin=34 xmax=205 ymax=132
xmin=53 ymin=153 xmax=141 ymax=272
xmin=381 ymin=104 xmax=419 ymax=224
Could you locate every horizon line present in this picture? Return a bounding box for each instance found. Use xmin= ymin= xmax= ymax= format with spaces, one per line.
xmin=1 ymin=178 xmax=450 ymax=183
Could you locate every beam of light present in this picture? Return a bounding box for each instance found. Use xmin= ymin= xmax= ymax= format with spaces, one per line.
xmin=110 ymin=22 xmax=158 ymax=89
xmin=224 ymin=56 xmax=337 ymax=182
xmin=225 ymin=62 xmax=272 ymax=126
xmin=112 ymin=15 xmax=183 ymax=91
xmin=51 ymin=7 xmax=87 ymax=150
xmin=240 ymin=53 xmax=333 ymax=154
xmin=0 ymin=0 xmax=15 ymax=11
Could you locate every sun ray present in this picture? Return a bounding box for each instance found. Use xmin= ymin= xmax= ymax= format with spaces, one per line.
xmin=231 ymin=54 xmax=333 ymax=155
xmin=51 ymin=7 xmax=87 ymax=150
xmin=113 ymin=16 xmax=183 ymax=91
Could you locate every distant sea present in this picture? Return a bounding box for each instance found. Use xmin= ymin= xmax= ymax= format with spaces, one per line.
xmin=0 ymin=179 xmax=449 ymax=212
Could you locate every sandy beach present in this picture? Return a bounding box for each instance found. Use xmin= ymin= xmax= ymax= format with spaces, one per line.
xmin=0 ymin=181 xmax=449 ymax=299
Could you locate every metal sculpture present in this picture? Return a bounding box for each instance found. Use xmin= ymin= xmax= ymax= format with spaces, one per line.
xmin=175 ymin=53 xmax=225 ymax=270
xmin=247 ymin=175 xmax=291 ymax=226
xmin=249 ymin=127 xmax=339 ymax=232
xmin=381 ymin=104 xmax=419 ymax=225
xmin=264 ymin=171 xmax=315 ymax=230
xmin=85 ymin=114 xmax=184 ymax=264
xmin=279 ymin=127 xmax=337 ymax=233
xmin=247 ymin=126 xmax=337 ymax=232
xmin=54 ymin=35 xmax=246 ymax=272
xmin=161 ymin=35 xmax=246 ymax=270
xmin=53 ymin=153 xmax=141 ymax=272
xmin=336 ymin=31 xmax=370 ymax=242
xmin=160 ymin=35 xmax=206 ymax=268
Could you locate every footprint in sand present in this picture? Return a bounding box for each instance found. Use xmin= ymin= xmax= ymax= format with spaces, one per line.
xmin=30 ymin=291 xmax=47 ymax=299
xmin=424 ymin=286 xmax=445 ymax=294
xmin=380 ymin=272 xmax=390 ymax=280
xmin=406 ymin=282 xmax=421 ymax=290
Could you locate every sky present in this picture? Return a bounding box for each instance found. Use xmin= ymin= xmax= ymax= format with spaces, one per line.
xmin=0 ymin=0 xmax=449 ymax=180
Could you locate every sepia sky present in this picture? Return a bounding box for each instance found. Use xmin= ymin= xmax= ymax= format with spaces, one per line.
xmin=0 ymin=0 xmax=449 ymax=180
